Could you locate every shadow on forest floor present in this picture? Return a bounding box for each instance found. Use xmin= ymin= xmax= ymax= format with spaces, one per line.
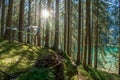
xmin=0 ymin=39 xmax=53 ymax=79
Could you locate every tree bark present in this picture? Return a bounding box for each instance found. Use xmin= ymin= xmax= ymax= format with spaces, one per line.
xmin=87 ymin=0 xmax=92 ymax=66
xmin=53 ymin=0 xmax=59 ymax=50
xmin=37 ymin=0 xmax=41 ymax=46
xmin=1 ymin=0 xmax=5 ymax=37
xmin=18 ymin=0 xmax=25 ymax=42
xmin=45 ymin=0 xmax=51 ymax=47
xmin=77 ymin=0 xmax=81 ymax=64
xmin=3 ymin=0 xmax=13 ymax=41
xmin=67 ymin=0 xmax=71 ymax=56
xmin=94 ymin=0 xmax=99 ymax=68
xmin=64 ymin=0 xmax=67 ymax=52
xmin=27 ymin=0 xmax=31 ymax=44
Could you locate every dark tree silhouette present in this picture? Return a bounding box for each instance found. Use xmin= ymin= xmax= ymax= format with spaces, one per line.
xmin=18 ymin=0 xmax=25 ymax=42
xmin=1 ymin=0 xmax=5 ymax=37
xmin=45 ymin=0 xmax=51 ymax=47
xmin=67 ymin=0 xmax=71 ymax=56
xmin=53 ymin=0 xmax=59 ymax=50
xmin=4 ymin=0 xmax=13 ymax=40
xmin=77 ymin=0 xmax=82 ymax=64
xmin=27 ymin=0 xmax=31 ymax=44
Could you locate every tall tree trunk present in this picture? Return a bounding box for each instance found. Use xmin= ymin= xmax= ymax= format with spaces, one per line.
xmin=1 ymin=0 xmax=5 ymax=37
xmin=67 ymin=0 xmax=71 ymax=56
xmin=45 ymin=0 xmax=51 ymax=47
xmin=87 ymin=0 xmax=91 ymax=66
xmin=34 ymin=0 xmax=37 ymax=26
xmin=3 ymin=0 xmax=13 ymax=40
xmin=0 ymin=0 xmax=1 ymax=36
xmin=0 ymin=0 xmax=1 ymax=9
xmin=27 ymin=0 xmax=31 ymax=44
xmin=37 ymin=0 xmax=41 ymax=46
xmin=81 ymin=2 xmax=84 ymax=63
xmin=83 ymin=0 xmax=91 ymax=66
xmin=18 ymin=0 xmax=25 ymax=42
xmin=94 ymin=0 xmax=99 ymax=68
xmin=83 ymin=32 xmax=88 ymax=65
xmin=83 ymin=1 xmax=88 ymax=66
xmin=77 ymin=0 xmax=81 ymax=64
xmin=34 ymin=0 xmax=38 ymax=46
xmin=64 ymin=0 xmax=67 ymax=52
xmin=53 ymin=0 xmax=59 ymax=50
xmin=91 ymin=1 xmax=93 ymax=66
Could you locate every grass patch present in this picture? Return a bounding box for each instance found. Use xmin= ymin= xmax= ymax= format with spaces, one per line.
xmin=0 ymin=39 xmax=54 ymax=78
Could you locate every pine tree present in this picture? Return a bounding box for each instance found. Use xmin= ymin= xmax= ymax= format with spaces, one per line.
xmin=18 ymin=0 xmax=25 ymax=42
xmin=37 ymin=0 xmax=42 ymax=46
xmin=77 ymin=0 xmax=81 ymax=64
xmin=45 ymin=0 xmax=51 ymax=47
xmin=64 ymin=0 xmax=67 ymax=52
xmin=27 ymin=0 xmax=31 ymax=44
xmin=53 ymin=0 xmax=59 ymax=50
xmin=67 ymin=0 xmax=71 ymax=56
xmin=94 ymin=0 xmax=99 ymax=68
xmin=1 ymin=0 xmax=5 ymax=37
xmin=4 ymin=0 xmax=13 ymax=40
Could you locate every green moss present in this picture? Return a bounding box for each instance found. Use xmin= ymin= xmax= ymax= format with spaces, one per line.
xmin=76 ymin=65 xmax=120 ymax=80
xmin=0 ymin=40 xmax=51 ymax=75
xmin=17 ymin=67 xmax=55 ymax=80
xmin=1 ymin=39 xmax=120 ymax=80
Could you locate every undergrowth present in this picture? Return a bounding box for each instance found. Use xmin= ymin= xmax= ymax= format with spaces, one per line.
xmin=17 ymin=67 xmax=55 ymax=80
xmin=0 ymin=39 xmax=120 ymax=80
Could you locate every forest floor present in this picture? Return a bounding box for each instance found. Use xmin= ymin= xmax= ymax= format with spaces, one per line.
xmin=0 ymin=39 xmax=120 ymax=80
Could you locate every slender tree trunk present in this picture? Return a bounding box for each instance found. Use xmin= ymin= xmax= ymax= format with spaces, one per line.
xmin=34 ymin=0 xmax=37 ymax=45
xmin=87 ymin=0 xmax=91 ymax=66
xmin=83 ymin=33 xmax=87 ymax=65
xmin=53 ymin=0 xmax=59 ymax=50
xmin=3 ymin=0 xmax=13 ymax=41
xmin=67 ymin=0 xmax=71 ymax=56
xmin=45 ymin=0 xmax=51 ymax=47
xmin=0 ymin=0 xmax=1 ymax=36
xmin=64 ymin=0 xmax=67 ymax=52
xmin=81 ymin=2 xmax=84 ymax=63
xmin=0 ymin=0 xmax=1 ymax=9
xmin=27 ymin=0 xmax=31 ymax=44
xmin=77 ymin=0 xmax=81 ymax=64
xmin=83 ymin=0 xmax=91 ymax=66
xmin=18 ymin=0 xmax=25 ymax=42
xmin=83 ymin=1 xmax=89 ymax=66
xmin=91 ymin=1 xmax=94 ymax=66
xmin=94 ymin=0 xmax=99 ymax=68
xmin=34 ymin=0 xmax=37 ymax=26
xmin=37 ymin=0 xmax=41 ymax=46
xmin=1 ymin=0 xmax=5 ymax=37
xmin=70 ymin=1 xmax=72 ymax=56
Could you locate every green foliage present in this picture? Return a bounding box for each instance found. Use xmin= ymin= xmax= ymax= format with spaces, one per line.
xmin=76 ymin=65 xmax=120 ymax=80
xmin=17 ymin=67 xmax=55 ymax=80
xmin=62 ymin=52 xmax=78 ymax=80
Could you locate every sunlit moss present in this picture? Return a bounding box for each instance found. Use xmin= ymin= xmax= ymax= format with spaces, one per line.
xmin=0 ymin=40 xmax=50 ymax=76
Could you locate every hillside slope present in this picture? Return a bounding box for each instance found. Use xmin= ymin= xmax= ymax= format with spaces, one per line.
xmin=0 ymin=39 xmax=120 ymax=80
